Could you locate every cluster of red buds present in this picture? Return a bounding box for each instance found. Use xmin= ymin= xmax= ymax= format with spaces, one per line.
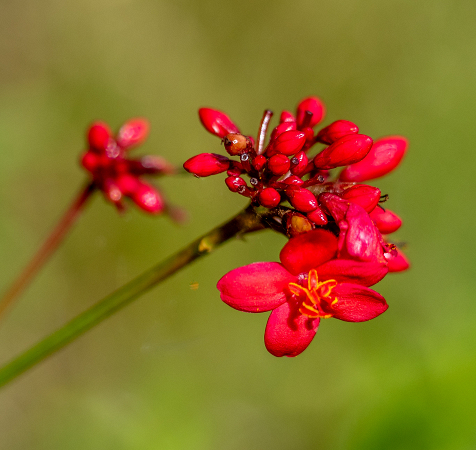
xmin=185 ymin=96 xmax=410 ymax=356
xmin=81 ymin=119 xmax=174 ymax=214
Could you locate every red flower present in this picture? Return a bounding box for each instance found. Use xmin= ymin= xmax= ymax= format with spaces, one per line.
xmin=217 ymin=229 xmax=388 ymax=357
xmin=81 ymin=119 xmax=174 ymax=214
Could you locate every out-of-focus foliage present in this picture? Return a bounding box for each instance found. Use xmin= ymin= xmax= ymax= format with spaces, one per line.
xmin=0 ymin=0 xmax=475 ymax=448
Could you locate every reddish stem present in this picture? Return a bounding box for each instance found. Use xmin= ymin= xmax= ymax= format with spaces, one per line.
xmin=0 ymin=182 xmax=96 ymax=320
xmin=256 ymin=110 xmax=273 ymax=155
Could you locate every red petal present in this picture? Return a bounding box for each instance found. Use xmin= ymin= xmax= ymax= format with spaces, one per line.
xmin=264 ymin=301 xmax=319 ymax=357
xmin=317 ymin=259 xmax=388 ymax=287
xmin=199 ymin=108 xmax=240 ymax=138
xmin=217 ymin=262 xmax=295 ymax=313
xmin=116 ymin=118 xmax=149 ymax=149
xmin=341 ymin=184 xmax=381 ymax=213
xmin=313 ymin=134 xmax=373 ymax=170
xmin=330 ymin=283 xmax=388 ymax=322
xmin=279 ymin=229 xmax=338 ymax=275
xmin=370 ymin=206 xmax=402 ymax=234
xmin=386 ymin=247 xmax=410 ymax=272
xmin=339 ymin=136 xmax=408 ymax=181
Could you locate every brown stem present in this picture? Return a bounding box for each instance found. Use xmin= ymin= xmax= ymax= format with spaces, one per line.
xmin=0 ymin=182 xmax=96 ymax=320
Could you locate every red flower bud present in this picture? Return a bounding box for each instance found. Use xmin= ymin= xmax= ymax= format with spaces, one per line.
xmin=286 ymin=188 xmax=318 ymax=212
xmin=313 ymin=134 xmax=373 ymax=170
xmin=132 ymin=182 xmax=164 ymax=213
xmin=183 ymin=153 xmax=230 ymax=177
xmin=370 ymin=206 xmax=402 ymax=234
xmin=273 ymin=130 xmax=306 ymax=156
xmin=290 ymin=151 xmax=309 ymax=176
xmin=269 ymin=121 xmax=296 ymax=142
xmin=341 ymin=184 xmax=381 ymax=213
xmin=225 ymin=176 xmax=247 ymax=193
xmin=116 ymin=118 xmax=149 ymax=149
xmin=252 ymin=155 xmax=267 ymax=171
xmin=198 ymin=108 xmax=240 ymax=138
xmin=282 ymin=175 xmax=304 ymax=186
xmin=268 ymin=154 xmax=291 ymax=175
xmin=116 ymin=173 xmax=140 ymax=195
xmin=296 ymin=96 xmax=325 ymax=129
xmin=307 ymin=207 xmax=328 ymax=225
xmin=316 ymin=120 xmax=359 ymax=145
xmin=280 ymin=111 xmax=296 ymax=123
xmin=88 ymin=122 xmax=112 ymax=152
xmin=259 ymin=188 xmax=281 ymax=208
xmin=339 ymin=136 xmax=408 ymax=182
xmin=81 ymin=151 xmax=100 ymax=172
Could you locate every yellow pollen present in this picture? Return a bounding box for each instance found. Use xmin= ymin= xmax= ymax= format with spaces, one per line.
xmin=288 ymin=269 xmax=338 ymax=319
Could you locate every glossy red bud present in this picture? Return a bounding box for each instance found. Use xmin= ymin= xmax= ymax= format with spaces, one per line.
xmin=370 ymin=206 xmax=402 ymax=234
xmin=81 ymin=151 xmax=100 ymax=172
xmin=286 ymin=188 xmax=318 ymax=212
xmin=117 ymin=118 xmax=149 ymax=149
xmin=307 ymin=207 xmax=328 ymax=225
xmin=296 ymin=97 xmax=325 ymax=129
xmin=280 ymin=111 xmax=296 ymax=123
xmin=273 ymin=130 xmax=306 ymax=156
xmin=132 ymin=183 xmax=164 ymax=213
xmin=225 ymin=176 xmax=247 ymax=192
xmin=316 ymin=120 xmax=359 ymax=145
xmin=290 ymin=151 xmax=309 ymax=176
xmin=115 ymin=173 xmax=140 ymax=195
xmin=252 ymin=155 xmax=267 ymax=171
xmin=339 ymin=136 xmax=408 ymax=182
xmin=268 ymin=154 xmax=291 ymax=175
xmin=385 ymin=247 xmax=410 ymax=272
xmin=198 ymin=108 xmax=240 ymax=138
xmin=313 ymin=134 xmax=373 ymax=170
xmin=88 ymin=122 xmax=112 ymax=152
xmin=183 ymin=153 xmax=230 ymax=177
xmin=282 ymin=175 xmax=304 ymax=186
xmin=341 ymin=184 xmax=381 ymax=213
xmin=259 ymin=188 xmax=281 ymax=208
xmin=269 ymin=121 xmax=296 ymax=142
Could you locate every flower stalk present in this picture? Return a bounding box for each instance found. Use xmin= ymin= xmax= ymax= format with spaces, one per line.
xmin=0 ymin=182 xmax=96 ymax=320
xmin=0 ymin=205 xmax=266 ymax=389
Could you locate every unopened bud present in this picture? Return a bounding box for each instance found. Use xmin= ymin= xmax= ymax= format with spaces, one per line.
xmin=290 ymin=151 xmax=309 ymax=175
xmin=198 ymin=108 xmax=240 ymax=138
xmin=285 ymin=188 xmax=318 ymax=212
xmin=282 ymin=175 xmax=304 ymax=186
xmin=313 ymin=134 xmax=373 ymax=170
xmin=258 ymin=187 xmax=281 ymax=208
xmin=88 ymin=122 xmax=112 ymax=152
xmin=268 ymin=154 xmax=291 ymax=175
xmin=272 ymin=130 xmax=306 ymax=156
xmin=269 ymin=121 xmax=296 ymax=143
xmin=252 ymin=155 xmax=267 ymax=171
xmin=339 ymin=136 xmax=408 ymax=182
xmin=307 ymin=207 xmax=328 ymax=225
xmin=132 ymin=182 xmax=164 ymax=213
xmin=183 ymin=153 xmax=230 ymax=177
xmin=280 ymin=111 xmax=296 ymax=123
xmin=316 ymin=120 xmax=359 ymax=145
xmin=296 ymin=97 xmax=325 ymax=129
xmin=225 ymin=176 xmax=247 ymax=193
xmin=117 ymin=118 xmax=149 ymax=149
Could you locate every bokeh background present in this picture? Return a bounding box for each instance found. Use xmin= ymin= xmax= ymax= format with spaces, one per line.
xmin=0 ymin=0 xmax=475 ymax=448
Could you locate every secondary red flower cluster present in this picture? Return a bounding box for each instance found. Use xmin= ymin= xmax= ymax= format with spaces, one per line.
xmin=185 ymin=96 xmax=410 ymax=356
xmin=81 ymin=119 xmax=174 ymax=213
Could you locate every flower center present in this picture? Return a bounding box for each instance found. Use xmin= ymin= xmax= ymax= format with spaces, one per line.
xmin=288 ymin=269 xmax=338 ymax=319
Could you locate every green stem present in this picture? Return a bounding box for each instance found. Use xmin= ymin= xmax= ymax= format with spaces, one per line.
xmin=0 ymin=206 xmax=266 ymax=389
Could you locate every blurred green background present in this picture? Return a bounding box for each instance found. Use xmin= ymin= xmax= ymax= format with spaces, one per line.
xmin=0 ymin=0 xmax=475 ymax=448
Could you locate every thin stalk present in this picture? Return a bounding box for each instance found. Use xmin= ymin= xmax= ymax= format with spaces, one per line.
xmin=0 ymin=206 xmax=266 ymax=389
xmin=0 ymin=182 xmax=96 ymax=320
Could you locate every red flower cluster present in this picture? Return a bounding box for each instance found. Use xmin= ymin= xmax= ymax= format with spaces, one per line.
xmin=81 ymin=119 xmax=174 ymax=213
xmin=186 ymin=96 xmax=410 ymax=356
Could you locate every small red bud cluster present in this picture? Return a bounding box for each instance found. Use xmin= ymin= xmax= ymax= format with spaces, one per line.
xmin=81 ymin=119 xmax=174 ymax=214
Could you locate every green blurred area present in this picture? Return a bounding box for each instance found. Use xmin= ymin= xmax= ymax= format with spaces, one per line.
xmin=0 ymin=0 xmax=475 ymax=448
